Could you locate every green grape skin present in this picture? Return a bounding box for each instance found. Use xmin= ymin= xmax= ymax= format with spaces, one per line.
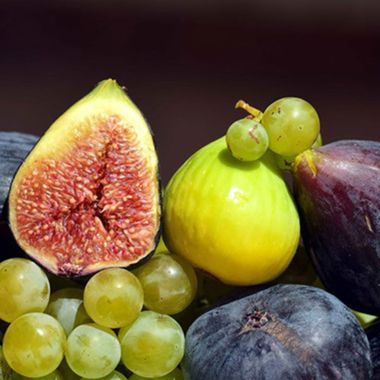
xmin=0 ymin=345 xmax=13 ymax=379
xmin=273 ymin=153 xmax=295 ymax=171
xmin=12 ymin=369 xmax=63 ymax=379
xmin=46 ymin=288 xmax=91 ymax=336
xmin=312 ymin=132 xmax=323 ymax=148
xmin=3 ymin=313 xmax=65 ymax=378
xmin=171 ymin=272 xmax=238 ymax=331
xmin=133 ymin=254 xmax=197 ymax=315
xmin=83 ymin=268 xmax=143 ymax=329
xmin=119 ymin=311 xmax=185 ymax=378
xmin=80 ymin=370 xmax=127 ymax=380
xmin=65 ymin=323 xmax=121 ymax=379
xmin=225 ymin=118 xmax=269 ymax=161
xmin=171 ymin=300 xmax=206 ymax=332
xmin=129 ymin=367 xmax=183 ymax=380
xmin=154 ymin=238 xmax=169 ymax=255
xmin=0 ymin=258 xmax=50 ymax=322
xmin=261 ymin=97 xmax=320 ymax=156
xmin=58 ymin=359 xmax=81 ymax=380
xmin=274 ymin=132 xmax=323 ymax=170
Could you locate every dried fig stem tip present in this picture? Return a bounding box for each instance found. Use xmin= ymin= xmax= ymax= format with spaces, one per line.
xmin=293 ymin=149 xmax=318 ymax=177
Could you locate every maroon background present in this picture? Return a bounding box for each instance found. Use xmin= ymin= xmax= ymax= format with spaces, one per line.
xmin=1 ymin=1 xmax=379 ymax=183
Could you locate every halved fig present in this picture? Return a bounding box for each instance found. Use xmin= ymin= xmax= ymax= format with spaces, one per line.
xmin=8 ymin=79 xmax=161 ymax=277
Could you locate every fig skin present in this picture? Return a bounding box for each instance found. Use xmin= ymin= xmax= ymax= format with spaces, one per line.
xmin=0 ymin=132 xmax=39 ymax=260
xmin=293 ymin=140 xmax=380 ymax=314
xmin=183 ymin=284 xmax=372 ymax=380
xmin=366 ymin=320 xmax=380 ymax=379
xmin=0 ymin=132 xmax=38 ymax=220
xmin=8 ymin=79 xmax=161 ymax=277
xmin=163 ymin=137 xmax=300 ymax=286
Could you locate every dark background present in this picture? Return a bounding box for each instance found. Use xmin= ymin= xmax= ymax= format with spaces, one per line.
xmin=1 ymin=0 xmax=380 ymax=183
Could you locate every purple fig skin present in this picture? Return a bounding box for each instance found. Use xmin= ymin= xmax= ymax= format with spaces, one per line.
xmin=0 ymin=132 xmax=39 ymax=219
xmin=183 ymin=284 xmax=372 ymax=380
xmin=366 ymin=321 xmax=380 ymax=379
xmin=292 ymin=140 xmax=380 ymax=314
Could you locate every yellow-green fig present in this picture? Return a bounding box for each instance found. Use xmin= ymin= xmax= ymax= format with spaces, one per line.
xmin=163 ymin=137 xmax=300 ymax=285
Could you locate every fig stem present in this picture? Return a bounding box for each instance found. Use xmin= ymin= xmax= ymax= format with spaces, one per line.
xmin=235 ymin=100 xmax=263 ymax=121
xmin=293 ymin=150 xmax=317 ymax=177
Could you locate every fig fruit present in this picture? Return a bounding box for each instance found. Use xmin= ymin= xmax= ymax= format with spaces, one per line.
xmin=163 ymin=137 xmax=300 ymax=285
xmin=354 ymin=310 xmax=378 ymax=328
xmin=293 ymin=140 xmax=380 ymax=314
xmin=8 ymin=79 xmax=161 ymax=277
xmin=366 ymin=320 xmax=380 ymax=379
xmin=0 ymin=132 xmax=38 ymax=219
xmin=183 ymin=284 xmax=372 ymax=380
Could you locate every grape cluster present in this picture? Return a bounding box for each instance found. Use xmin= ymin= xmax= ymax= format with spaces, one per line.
xmin=0 ymin=255 xmax=196 ymax=379
xmin=226 ymin=97 xmax=321 ymax=163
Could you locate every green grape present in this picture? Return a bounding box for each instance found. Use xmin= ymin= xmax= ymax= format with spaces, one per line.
xmin=273 ymin=153 xmax=297 ymax=170
xmin=129 ymin=367 xmax=183 ymax=380
xmin=154 ymin=238 xmax=169 ymax=254
xmin=65 ymin=323 xmax=121 ymax=379
xmin=80 ymin=370 xmax=128 ymax=380
xmin=171 ymin=272 xmax=237 ymax=332
xmin=12 ymin=369 xmax=63 ymax=379
xmin=0 ymin=345 xmax=13 ymax=379
xmin=0 ymin=258 xmax=50 ymax=322
xmin=3 ymin=313 xmax=65 ymax=377
xmin=261 ymin=97 xmax=320 ymax=156
xmin=58 ymin=359 xmax=81 ymax=380
xmin=46 ymin=288 xmax=91 ymax=335
xmin=312 ymin=132 xmax=323 ymax=148
xmin=83 ymin=268 xmax=143 ymax=328
xmin=133 ymin=254 xmax=197 ymax=315
xmin=225 ymin=118 xmax=269 ymax=161
xmin=171 ymin=301 xmax=204 ymax=332
xmin=273 ymin=132 xmax=323 ymax=170
xmin=119 ymin=311 xmax=185 ymax=378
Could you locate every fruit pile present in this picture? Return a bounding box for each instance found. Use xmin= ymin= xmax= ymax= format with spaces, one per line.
xmin=0 ymin=255 xmax=191 ymax=379
xmin=0 ymin=79 xmax=379 ymax=380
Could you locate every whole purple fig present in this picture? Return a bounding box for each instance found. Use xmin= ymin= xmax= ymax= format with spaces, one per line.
xmin=366 ymin=320 xmax=380 ymax=379
xmin=293 ymin=140 xmax=380 ymax=314
xmin=183 ymin=284 xmax=372 ymax=380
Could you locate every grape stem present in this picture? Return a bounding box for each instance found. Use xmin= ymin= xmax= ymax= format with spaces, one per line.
xmin=235 ymin=100 xmax=263 ymax=121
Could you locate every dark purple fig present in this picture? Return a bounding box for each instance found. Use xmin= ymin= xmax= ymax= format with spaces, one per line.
xmin=0 ymin=132 xmax=38 ymax=219
xmin=0 ymin=132 xmax=39 ymax=260
xmin=183 ymin=284 xmax=372 ymax=380
xmin=292 ymin=140 xmax=380 ymax=314
xmin=366 ymin=320 xmax=380 ymax=379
